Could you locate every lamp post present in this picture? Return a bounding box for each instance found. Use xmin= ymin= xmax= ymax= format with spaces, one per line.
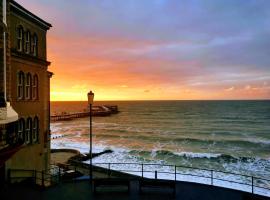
xmin=87 ymin=91 xmax=94 ymax=182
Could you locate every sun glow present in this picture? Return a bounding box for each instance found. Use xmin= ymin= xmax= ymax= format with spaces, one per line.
xmin=16 ymin=0 xmax=270 ymax=101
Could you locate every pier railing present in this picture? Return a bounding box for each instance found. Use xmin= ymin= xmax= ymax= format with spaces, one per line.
xmin=92 ymin=162 xmax=270 ymax=197
xmin=50 ymin=105 xmax=119 ymax=122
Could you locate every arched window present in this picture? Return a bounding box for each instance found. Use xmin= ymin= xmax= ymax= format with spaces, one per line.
xmin=32 ymin=34 xmax=38 ymax=56
xmin=25 ymin=73 xmax=32 ymax=100
xmin=25 ymin=31 xmax=31 ymax=54
xmin=17 ymin=71 xmax=24 ymax=100
xmin=32 ymin=74 xmax=38 ymax=100
xmin=18 ymin=118 xmax=25 ymax=143
xmin=32 ymin=116 xmax=39 ymax=143
xmin=17 ymin=26 xmax=23 ymax=51
xmin=25 ymin=118 xmax=32 ymax=144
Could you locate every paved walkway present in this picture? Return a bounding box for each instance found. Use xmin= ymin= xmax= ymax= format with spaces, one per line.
xmin=1 ymin=180 xmax=269 ymax=200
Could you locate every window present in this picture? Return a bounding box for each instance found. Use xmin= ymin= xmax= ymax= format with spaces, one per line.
xmin=17 ymin=26 xmax=23 ymax=51
xmin=33 ymin=117 xmax=39 ymax=143
xmin=25 ymin=118 xmax=32 ymax=144
xmin=32 ymin=74 xmax=38 ymax=100
xmin=25 ymin=73 xmax=32 ymax=100
xmin=17 ymin=71 xmax=24 ymax=100
xmin=32 ymin=34 xmax=38 ymax=56
xmin=18 ymin=118 xmax=25 ymax=143
xmin=25 ymin=31 xmax=31 ymax=54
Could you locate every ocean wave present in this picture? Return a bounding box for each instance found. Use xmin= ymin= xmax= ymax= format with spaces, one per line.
xmin=87 ymin=132 xmax=270 ymax=149
xmin=52 ymin=138 xmax=270 ymax=180
xmin=248 ymin=139 xmax=270 ymax=145
xmin=51 ymin=119 xmax=270 ymax=149
xmin=173 ymin=137 xmax=270 ymax=148
xmin=129 ymin=149 xmax=270 ymax=163
xmin=174 ymin=152 xmax=222 ymax=159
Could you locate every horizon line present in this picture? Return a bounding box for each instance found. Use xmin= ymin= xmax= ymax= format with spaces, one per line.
xmin=50 ymin=99 xmax=270 ymax=102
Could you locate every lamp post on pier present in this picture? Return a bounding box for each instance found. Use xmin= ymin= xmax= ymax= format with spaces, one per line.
xmin=87 ymin=91 xmax=94 ymax=182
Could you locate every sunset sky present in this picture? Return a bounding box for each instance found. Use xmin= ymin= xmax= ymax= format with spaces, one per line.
xmin=17 ymin=0 xmax=270 ymax=101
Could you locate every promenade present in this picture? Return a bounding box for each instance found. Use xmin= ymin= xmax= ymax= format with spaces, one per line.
xmin=2 ymin=179 xmax=269 ymax=200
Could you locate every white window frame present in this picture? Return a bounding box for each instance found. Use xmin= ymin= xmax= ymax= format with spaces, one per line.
xmin=32 ymin=75 xmax=38 ymax=100
xmin=25 ymin=118 xmax=32 ymax=144
xmin=18 ymin=118 xmax=25 ymax=143
xmin=32 ymin=34 xmax=38 ymax=56
xmin=17 ymin=26 xmax=23 ymax=52
xmin=25 ymin=31 xmax=30 ymax=54
xmin=25 ymin=73 xmax=31 ymax=100
xmin=17 ymin=71 xmax=24 ymax=100
xmin=32 ymin=117 xmax=39 ymax=143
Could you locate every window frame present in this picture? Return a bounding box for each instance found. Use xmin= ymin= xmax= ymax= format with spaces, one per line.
xmin=25 ymin=31 xmax=31 ymax=54
xmin=25 ymin=117 xmax=32 ymax=144
xmin=25 ymin=73 xmax=32 ymax=100
xmin=32 ymin=34 xmax=38 ymax=56
xmin=17 ymin=26 xmax=23 ymax=52
xmin=32 ymin=74 xmax=38 ymax=100
xmin=17 ymin=71 xmax=24 ymax=100
xmin=18 ymin=118 xmax=25 ymax=143
xmin=32 ymin=116 xmax=39 ymax=143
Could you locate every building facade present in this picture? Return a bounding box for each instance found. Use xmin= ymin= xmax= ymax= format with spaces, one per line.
xmin=0 ymin=0 xmax=52 ymax=183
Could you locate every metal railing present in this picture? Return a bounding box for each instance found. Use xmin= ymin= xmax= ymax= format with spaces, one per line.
xmin=92 ymin=162 xmax=270 ymax=197
xmin=6 ymin=162 xmax=270 ymax=197
xmin=7 ymin=164 xmax=78 ymax=188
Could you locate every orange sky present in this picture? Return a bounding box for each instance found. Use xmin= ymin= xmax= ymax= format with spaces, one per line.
xmin=17 ymin=0 xmax=270 ymax=101
xmin=48 ymin=35 xmax=270 ymax=101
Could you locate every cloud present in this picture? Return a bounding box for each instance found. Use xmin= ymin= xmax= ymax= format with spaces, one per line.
xmin=225 ymin=87 xmax=235 ymax=92
xmin=245 ymin=85 xmax=251 ymax=90
xmin=15 ymin=0 xmax=270 ymax=100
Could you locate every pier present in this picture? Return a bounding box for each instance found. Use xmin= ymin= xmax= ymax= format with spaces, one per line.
xmin=50 ymin=105 xmax=119 ymax=122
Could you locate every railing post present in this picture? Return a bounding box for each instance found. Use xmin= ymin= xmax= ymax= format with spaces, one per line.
xmin=42 ymin=170 xmax=45 ymax=187
xmin=141 ymin=164 xmax=144 ymax=178
xmin=252 ymin=176 xmax=254 ymax=194
xmin=211 ymin=170 xmax=213 ymax=185
xmin=108 ymin=163 xmax=111 ymax=178
xmin=34 ymin=170 xmax=37 ymax=185
xmin=155 ymin=171 xmax=157 ymax=179
xmin=58 ymin=167 xmax=61 ymax=182
xmin=175 ymin=166 xmax=177 ymax=181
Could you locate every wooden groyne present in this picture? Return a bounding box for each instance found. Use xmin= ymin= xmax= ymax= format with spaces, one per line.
xmin=51 ymin=105 xmax=119 ymax=122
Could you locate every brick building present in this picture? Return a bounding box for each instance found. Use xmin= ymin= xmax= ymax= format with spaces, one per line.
xmin=0 ymin=0 xmax=52 ymax=183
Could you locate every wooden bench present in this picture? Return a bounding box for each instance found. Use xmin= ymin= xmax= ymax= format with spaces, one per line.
xmin=139 ymin=179 xmax=176 ymax=195
xmin=93 ymin=178 xmax=130 ymax=193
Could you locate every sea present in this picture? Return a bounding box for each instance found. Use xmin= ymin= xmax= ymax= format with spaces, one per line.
xmin=50 ymin=100 xmax=270 ymax=194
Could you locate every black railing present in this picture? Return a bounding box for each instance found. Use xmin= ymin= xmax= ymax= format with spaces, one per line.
xmin=7 ymin=162 xmax=270 ymax=197
xmin=92 ymin=162 xmax=270 ymax=197
xmin=7 ymin=165 xmax=78 ymax=188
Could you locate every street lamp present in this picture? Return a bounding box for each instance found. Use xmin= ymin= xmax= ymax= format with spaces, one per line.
xmin=87 ymin=90 xmax=94 ymax=182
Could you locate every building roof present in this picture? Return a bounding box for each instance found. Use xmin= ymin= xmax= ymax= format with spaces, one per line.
xmin=10 ymin=0 xmax=52 ymax=30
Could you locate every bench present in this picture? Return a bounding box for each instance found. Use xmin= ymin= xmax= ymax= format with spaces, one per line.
xmin=139 ymin=179 xmax=176 ymax=195
xmin=93 ymin=178 xmax=130 ymax=193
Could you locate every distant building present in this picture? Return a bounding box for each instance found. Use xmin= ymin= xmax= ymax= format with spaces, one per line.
xmin=0 ymin=0 xmax=52 ymax=184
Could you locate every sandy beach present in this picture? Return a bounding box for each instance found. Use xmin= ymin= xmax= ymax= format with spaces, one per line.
xmin=51 ymin=152 xmax=78 ymax=165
